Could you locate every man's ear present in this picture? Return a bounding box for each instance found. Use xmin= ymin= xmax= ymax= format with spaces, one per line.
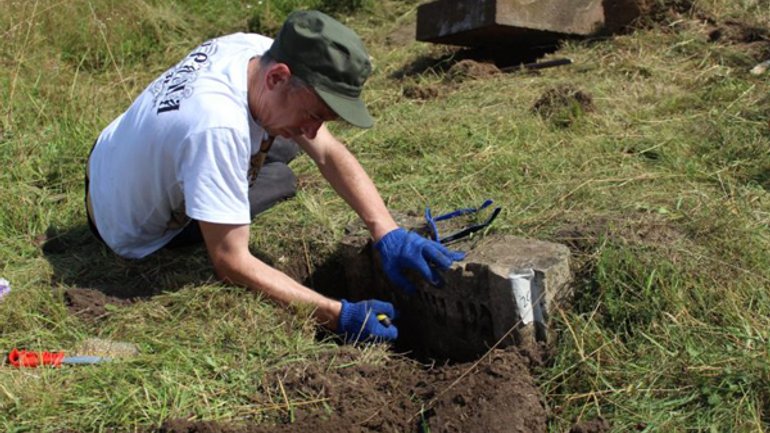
xmin=265 ymin=63 xmax=292 ymax=90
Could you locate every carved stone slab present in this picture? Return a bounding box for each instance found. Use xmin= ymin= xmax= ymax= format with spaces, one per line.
xmin=340 ymin=220 xmax=572 ymax=361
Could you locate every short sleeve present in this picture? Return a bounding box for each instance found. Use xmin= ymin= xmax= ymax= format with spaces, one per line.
xmin=180 ymin=128 xmax=251 ymax=225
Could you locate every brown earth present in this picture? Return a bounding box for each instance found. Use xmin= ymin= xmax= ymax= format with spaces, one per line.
xmin=532 ymin=85 xmax=595 ymax=127
xmin=395 ymin=0 xmax=768 ymax=82
xmin=154 ymin=347 xmax=546 ymax=433
xmin=446 ymin=59 xmax=501 ymax=82
xmin=569 ymin=417 xmax=611 ymax=433
xmin=385 ymin=22 xmax=415 ymax=48
xmin=63 ymin=287 xmax=131 ymax=322
xmin=402 ymin=83 xmax=442 ymax=101
xmin=633 ymin=0 xmax=769 ymax=63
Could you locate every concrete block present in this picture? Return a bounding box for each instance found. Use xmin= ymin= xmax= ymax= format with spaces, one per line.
xmin=416 ymin=0 xmax=641 ymax=47
xmin=340 ymin=218 xmax=572 ymax=361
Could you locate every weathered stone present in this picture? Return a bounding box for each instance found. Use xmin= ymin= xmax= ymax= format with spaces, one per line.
xmin=416 ymin=0 xmax=642 ymax=47
xmin=340 ymin=215 xmax=572 ymax=362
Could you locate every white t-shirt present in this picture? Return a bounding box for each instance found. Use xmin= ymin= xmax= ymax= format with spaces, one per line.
xmin=89 ymin=33 xmax=273 ymax=259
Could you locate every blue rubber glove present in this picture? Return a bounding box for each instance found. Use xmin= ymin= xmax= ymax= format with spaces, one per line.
xmin=338 ymin=299 xmax=398 ymax=343
xmin=374 ymin=227 xmax=466 ymax=294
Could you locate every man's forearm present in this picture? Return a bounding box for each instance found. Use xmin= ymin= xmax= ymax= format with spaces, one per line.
xmin=296 ymin=127 xmax=398 ymax=241
xmin=308 ymin=136 xmax=398 ymax=240
xmin=217 ymin=252 xmax=342 ymax=329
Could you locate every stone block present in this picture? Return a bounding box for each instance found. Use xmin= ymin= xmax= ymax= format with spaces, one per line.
xmin=416 ymin=0 xmax=641 ymax=47
xmin=340 ymin=217 xmax=572 ymax=362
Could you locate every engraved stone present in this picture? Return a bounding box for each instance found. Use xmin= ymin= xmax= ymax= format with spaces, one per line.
xmin=340 ymin=215 xmax=572 ymax=361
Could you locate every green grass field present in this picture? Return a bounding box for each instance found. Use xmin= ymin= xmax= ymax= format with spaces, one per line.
xmin=1 ymin=0 xmax=770 ymax=431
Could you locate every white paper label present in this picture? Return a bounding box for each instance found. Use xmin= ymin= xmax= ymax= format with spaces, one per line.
xmin=509 ymin=268 xmax=535 ymax=325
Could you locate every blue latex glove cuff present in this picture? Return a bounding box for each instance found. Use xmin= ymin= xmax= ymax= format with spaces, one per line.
xmin=338 ymin=299 xmax=398 ymax=343
xmin=374 ymin=228 xmax=465 ymax=294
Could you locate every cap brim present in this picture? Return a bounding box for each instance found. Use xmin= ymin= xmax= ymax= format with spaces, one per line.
xmin=315 ymin=88 xmax=374 ymax=129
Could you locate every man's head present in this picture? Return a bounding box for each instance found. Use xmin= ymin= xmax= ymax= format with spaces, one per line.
xmin=252 ymin=56 xmax=339 ymax=139
xmin=266 ymin=10 xmax=373 ymax=129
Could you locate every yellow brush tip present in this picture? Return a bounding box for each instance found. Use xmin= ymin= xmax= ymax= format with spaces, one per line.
xmin=376 ymin=313 xmax=392 ymax=326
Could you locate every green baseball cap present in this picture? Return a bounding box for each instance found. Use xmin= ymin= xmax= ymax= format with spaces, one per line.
xmin=267 ymin=10 xmax=374 ymax=128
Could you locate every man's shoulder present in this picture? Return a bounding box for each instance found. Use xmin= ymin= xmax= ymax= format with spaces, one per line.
xmin=181 ymin=103 xmax=251 ymax=142
xmin=215 ymin=32 xmax=273 ymax=51
xmin=187 ymin=91 xmax=247 ymax=118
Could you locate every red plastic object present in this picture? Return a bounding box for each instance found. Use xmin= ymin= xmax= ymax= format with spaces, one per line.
xmin=8 ymin=348 xmax=65 ymax=367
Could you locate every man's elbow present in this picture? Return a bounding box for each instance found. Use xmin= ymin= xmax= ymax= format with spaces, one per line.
xmin=209 ymin=253 xmax=243 ymax=285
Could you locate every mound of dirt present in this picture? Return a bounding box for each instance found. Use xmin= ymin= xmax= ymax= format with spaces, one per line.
xmin=402 ymin=83 xmax=442 ymax=100
xmin=418 ymin=350 xmax=547 ymax=433
xmin=609 ymin=0 xmax=770 ymax=63
xmin=707 ymin=20 xmax=770 ymax=45
xmin=156 ymin=348 xmax=546 ymax=433
xmin=705 ymin=20 xmax=770 ymax=65
xmin=63 ymin=287 xmax=131 ymax=322
xmin=446 ymin=59 xmax=501 ymax=82
xmin=592 ymin=0 xmax=701 ymax=34
xmin=532 ymin=85 xmax=595 ymax=127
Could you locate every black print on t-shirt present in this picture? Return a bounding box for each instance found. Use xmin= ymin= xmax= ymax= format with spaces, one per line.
xmin=152 ymin=39 xmax=217 ymax=114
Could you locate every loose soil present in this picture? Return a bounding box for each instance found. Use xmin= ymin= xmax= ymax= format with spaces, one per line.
xmin=402 ymin=83 xmax=442 ymax=101
xmin=63 ymin=287 xmax=131 ymax=322
xmin=446 ymin=59 xmax=501 ymax=82
xmin=569 ymin=418 xmax=611 ymax=433
xmin=155 ymin=347 xmax=546 ymax=433
xmin=532 ymin=85 xmax=595 ymax=127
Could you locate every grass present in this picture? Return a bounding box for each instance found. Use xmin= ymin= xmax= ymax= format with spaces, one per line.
xmin=1 ymin=0 xmax=770 ymax=431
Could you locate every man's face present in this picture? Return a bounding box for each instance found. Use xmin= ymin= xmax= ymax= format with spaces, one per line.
xmin=261 ymin=82 xmax=338 ymax=139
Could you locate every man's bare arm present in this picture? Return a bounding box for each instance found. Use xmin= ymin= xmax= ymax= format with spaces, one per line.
xmin=198 ymin=220 xmax=342 ymax=330
xmin=294 ymin=124 xmax=466 ymax=295
xmin=294 ymin=124 xmax=398 ymax=241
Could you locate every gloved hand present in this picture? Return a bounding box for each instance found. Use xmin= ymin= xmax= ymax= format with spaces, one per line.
xmin=338 ymin=299 xmax=398 ymax=343
xmin=374 ymin=227 xmax=466 ymax=294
